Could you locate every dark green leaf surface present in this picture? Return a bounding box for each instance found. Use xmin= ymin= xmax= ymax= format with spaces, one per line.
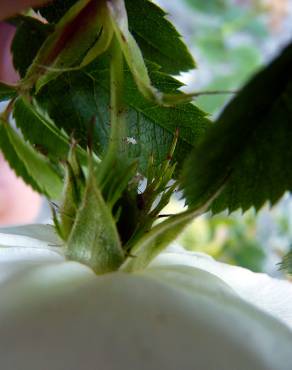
xmin=126 ymin=0 xmax=195 ymax=74
xmin=13 ymin=97 xmax=70 ymax=161
xmin=182 ymin=42 xmax=292 ymax=213
xmin=0 ymin=120 xmax=63 ymax=199
xmin=0 ymin=120 xmax=42 ymax=193
xmin=11 ymin=16 xmax=52 ymax=78
xmin=37 ymin=0 xmax=195 ymax=75
xmin=0 ymin=82 xmax=17 ymax=101
xmin=36 ymin=60 xmax=210 ymax=175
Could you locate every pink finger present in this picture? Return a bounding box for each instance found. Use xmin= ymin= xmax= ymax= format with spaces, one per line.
xmin=0 ymin=22 xmax=19 ymax=84
xmin=0 ymin=155 xmax=42 ymax=225
xmin=0 ymin=1 xmax=50 ymax=21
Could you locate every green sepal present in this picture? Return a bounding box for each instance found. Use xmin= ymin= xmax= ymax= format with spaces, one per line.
xmin=59 ymin=145 xmax=85 ymax=241
xmin=35 ymin=0 xmax=78 ymax=23
xmin=51 ymin=204 xmax=64 ymax=240
xmin=67 ymin=160 xmax=125 ymax=274
xmin=11 ymin=15 xmax=53 ymax=78
xmin=99 ymin=160 xmax=138 ymax=210
xmin=23 ymin=0 xmax=111 ymax=92
xmin=123 ymin=134 xmax=179 ymax=250
xmin=121 ymin=187 xmax=222 ymax=272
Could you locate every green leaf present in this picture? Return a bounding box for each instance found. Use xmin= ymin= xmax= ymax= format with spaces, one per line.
xmin=13 ymin=97 xmax=71 ymax=161
xmin=67 ymin=163 xmax=125 ymax=274
xmin=126 ymin=0 xmax=195 ymax=74
xmin=182 ymin=42 xmax=292 ymax=213
xmin=36 ymin=60 xmax=210 ymax=175
xmin=37 ymin=0 xmax=195 ymax=75
xmin=0 ymin=121 xmax=42 ymax=194
xmin=11 ymin=16 xmax=53 ymax=78
xmin=0 ymin=120 xmax=63 ymax=199
xmin=0 ymin=82 xmax=17 ymax=102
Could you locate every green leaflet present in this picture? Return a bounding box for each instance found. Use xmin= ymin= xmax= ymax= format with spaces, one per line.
xmin=181 ymin=42 xmax=292 ymax=214
xmin=13 ymin=97 xmax=69 ymax=161
xmin=0 ymin=120 xmax=63 ymax=199
xmin=125 ymin=0 xmax=195 ymax=75
xmin=88 ymin=59 xmax=210 ymax=173
xmin=0 ymin=121 xmax=42 ymax=194
xmin=66 ymin=163 xmax=125 ymax=274
xmin=36 ymin=60 xmax=210 ymax=175
xmin=36 ymin=0 xmax=195 ymax=74
xmin=121 ymin=187 xmax=221 ymax=272
xmin=12 ymin=0 xmax=206 ymax=174
xmin=11 ymin=16 xmax=53 ymax=78
xmin=13 ymin=97 xmax=88 ymax=163
xmin=0 ymin=82 xmax=17 ymax=102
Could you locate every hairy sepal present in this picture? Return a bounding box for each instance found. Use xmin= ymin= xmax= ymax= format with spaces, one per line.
xmin=66 ymin=161 xmax=125 ymax=274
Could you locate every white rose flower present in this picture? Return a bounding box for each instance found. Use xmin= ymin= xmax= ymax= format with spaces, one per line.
xmin=0 ymin=225 xmax=292 ymax=370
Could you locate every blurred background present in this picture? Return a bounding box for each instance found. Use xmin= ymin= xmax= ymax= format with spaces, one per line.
xmin=1 ymin=0 xmax=292 ymax=276
xmin=155 ymin=0 xmax=292 ymax=276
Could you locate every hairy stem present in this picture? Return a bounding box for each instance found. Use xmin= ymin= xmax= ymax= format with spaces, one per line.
xmin=108 ymin=36 xmax=126 ymax=158
xmin=97 ymin=36 xmax=126 ymax=186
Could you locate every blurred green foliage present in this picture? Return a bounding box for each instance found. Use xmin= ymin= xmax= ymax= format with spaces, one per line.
xmin=184 ymin=0 xmax=268 ymax=114
xmin=178 ymin=209 xmax=266 ymax=272
xmin=173 ymin=0 xmax=292 ymax=273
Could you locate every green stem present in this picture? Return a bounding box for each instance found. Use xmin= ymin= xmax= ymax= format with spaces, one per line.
xmin=106 ymin=36 xmax=126 ymax=162
xmin=97 ymin=36 xmax=126 ymax=185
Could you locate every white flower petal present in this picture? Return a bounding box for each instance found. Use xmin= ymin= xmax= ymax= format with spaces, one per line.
xmin=0 ymin=224 xmax=65 ymax=284
xmin=0 ymin=223 xmax=61 ymax=245
xmin=0 ymin=227 xmax=292 ymax=369
xmin=0 ymin=262 xmax=291 ymax=370
xmin=152 ymin=246 xmax=292 ymax=329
